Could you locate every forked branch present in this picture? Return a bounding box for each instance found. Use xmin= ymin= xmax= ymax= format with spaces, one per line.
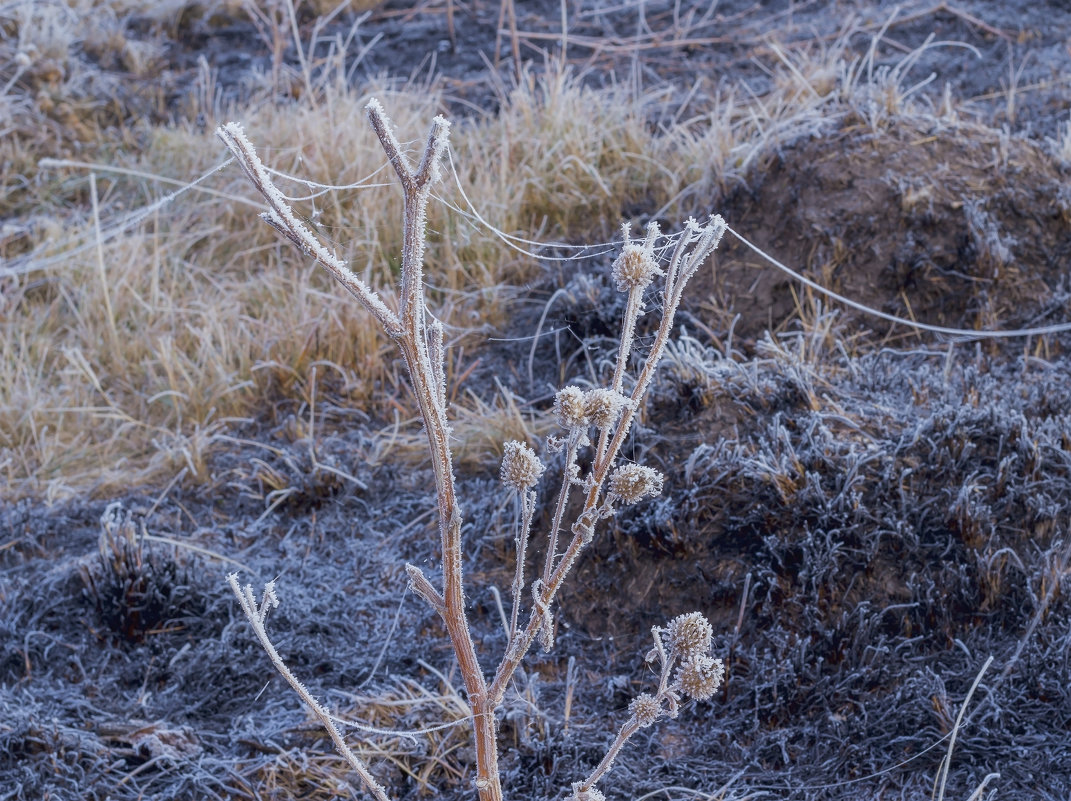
xmin=221 ymin=101 xmax=501 ymax=801
xmin=217 ymin=122 xmax=403 ymax=339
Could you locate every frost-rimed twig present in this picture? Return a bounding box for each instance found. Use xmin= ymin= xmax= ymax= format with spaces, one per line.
xmin=216 ymin=121 xmax=403 ymax=339
xmin=227 ymin=574 xmax=391 ymax=801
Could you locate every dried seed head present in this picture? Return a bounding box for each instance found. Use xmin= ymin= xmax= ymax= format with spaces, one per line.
xmin=629 ymin=693 xmax=662 ymax=728
xmin=611 ymin=242 xmax=663 ymax=293
xmin=554 ymin=386 xmax=589 ymax=430
xmin=584 ymin=388 xmax=628 ymax=430
xmin=608 ymin=464 xmax=664 ymax=505
xmin=666 ymin=611 xmax=713 ymax=658
xmin=675 ymin=654 xmax=725 ymax=701
xmin=499 ymin=440 xmax=544 ymax=492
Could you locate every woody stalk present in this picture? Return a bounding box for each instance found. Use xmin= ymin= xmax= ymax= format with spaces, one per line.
xmin=219 ymin=100 xmax=727 ymax=801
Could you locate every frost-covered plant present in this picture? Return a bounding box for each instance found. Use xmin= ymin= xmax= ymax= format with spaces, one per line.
xmin=218 ymin=100 xmax=727 ymax=801
xmin=1047 ymin=113 xmax=1071 ymax=170
xmin=568 ymin=613 xmax=726 ymax=801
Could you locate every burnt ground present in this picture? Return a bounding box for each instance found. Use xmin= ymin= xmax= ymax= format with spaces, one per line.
xmin=4 ymin=1 xmax=1071 ymax=800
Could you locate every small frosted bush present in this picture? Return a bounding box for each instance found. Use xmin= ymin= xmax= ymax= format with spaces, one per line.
xmin=219 ymin=100 xmax=727 ymax=801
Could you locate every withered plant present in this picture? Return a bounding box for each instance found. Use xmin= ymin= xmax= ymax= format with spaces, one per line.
xmin=219 ymin=100 xmax=727 ymax=801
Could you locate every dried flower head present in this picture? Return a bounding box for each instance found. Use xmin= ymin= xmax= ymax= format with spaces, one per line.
xmin=554 ymin=386 xmax=588 ymax=430
xmin=611 ymin=222 xmax=663 ymax=292
xmin=608 ymin=464 xmax=664 ymax=505
xmin=584 ymin=388 xmax=628 ymax=430
xmin=629 ymin=693 xmax=661 ymax=728
xmin=665 ymin=612 xmax=713 ymax=658
xmin=675 ymin=654 xmax=725 ymax=701
xmin=499 ymin=440 xmax=544 ymax=492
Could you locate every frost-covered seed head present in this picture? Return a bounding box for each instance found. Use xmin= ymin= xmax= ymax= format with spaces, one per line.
xmin=554 ymin=386 xmax=589 ymax=430
xmin=611 ymin=243 xmax=663 ymax=293
xmin=666 ymin=611 xmax=713 ymax=658
xmin=499 ymin=440 xmax=544 ymax=491
xmin=584 ymin=388 xmax=628 ymax=430
xmin=608 ymin=464 xmax=664 ymax=505
xmin=675 ymin=654 xmax=724 ymax=701
xmin=629 ymin=693 xmax=661 ymax=727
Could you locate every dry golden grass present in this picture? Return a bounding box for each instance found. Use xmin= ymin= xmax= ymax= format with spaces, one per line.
xmin=0 ymin=65 xmax=724 ymax=501
xmin=3 ymin=3 xmax=1049 ymax=503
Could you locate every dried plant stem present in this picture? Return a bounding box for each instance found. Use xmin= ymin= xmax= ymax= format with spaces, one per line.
xmin=220 ymin=100 xmax=726 ymax=801
xmin=89 ymin=173 xmax=120 ymax=360
xmin=576 ymin=629 xmax=677 ymax=794
xmin=508 ymin=489 xmax=538 ymax=641
xmin=594 ymin=219 xmax=725 ymax=474
xmin=540 ymin=431 xmax=582 ymax=590
xmin=362 ymin=102 xmax=503 ymax=801
xmin=611 ymin=284 xmax=644 ymax=393
xmin=577 ymin=717 xmax=641 ymax=792
xmin=935 ymin=655 xmax=994 ymax=801
xmin=591 ymin=277 xmax=646 ymax=493
xmin=228 ymin=576 xmax=391 ymax=801
xmin=220 ymin=102 xmax=504 ymax=801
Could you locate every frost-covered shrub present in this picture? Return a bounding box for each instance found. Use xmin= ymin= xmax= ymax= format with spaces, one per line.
xmin=218 ymin=101 xmax=727 ymax=801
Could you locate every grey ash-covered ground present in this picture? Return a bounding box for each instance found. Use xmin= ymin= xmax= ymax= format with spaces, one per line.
xmin=3 ymin=1 xmax=1071 ymax=799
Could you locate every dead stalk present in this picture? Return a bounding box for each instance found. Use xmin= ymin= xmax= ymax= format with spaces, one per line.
xmin=219 ymin=100 xmax=726 ymax=801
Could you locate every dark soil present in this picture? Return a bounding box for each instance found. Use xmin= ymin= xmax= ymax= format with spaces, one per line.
xmin=5 ymin=2 xmax=1071 ymax=801
xmin=701 ymin=116 xmax=1071 ymax=340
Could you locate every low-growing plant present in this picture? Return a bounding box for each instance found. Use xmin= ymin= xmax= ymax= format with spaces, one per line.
xmin=219 ymin=100 xmax=727 ymax=801
xmin=81 ymin=502 xmax=203 ymax=644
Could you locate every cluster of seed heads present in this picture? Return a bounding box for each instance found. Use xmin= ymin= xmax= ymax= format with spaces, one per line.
xmin=659 ymin=612 xmax=723 ymax=702
xmin=622 ymin=612 xmax=724 ymax=733
xmin=576 ymin=613 xmax=723 ymax=801
xmin=553 ymin=386 xmax=630 ymax=432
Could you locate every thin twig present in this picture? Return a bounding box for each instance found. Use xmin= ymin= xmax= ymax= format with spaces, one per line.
xmin=227 ymin=575 xmax=392 ymax=801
